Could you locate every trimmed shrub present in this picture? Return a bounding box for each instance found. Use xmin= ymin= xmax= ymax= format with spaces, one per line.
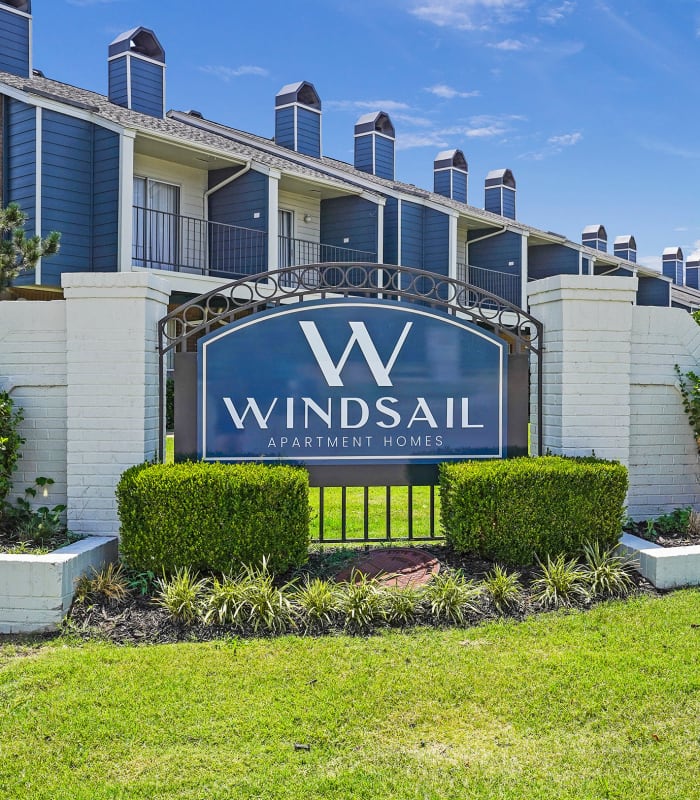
xmin=117 ymin=462 xmax=310 ymax=574
xmin=0 ymin=391 xmax=24 ymax=507
xmin=439 ymin=456 xmax=628 ymax=565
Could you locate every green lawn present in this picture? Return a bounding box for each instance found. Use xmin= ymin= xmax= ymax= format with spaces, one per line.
xmin=1 ymin=590 xmax=699 ymax=799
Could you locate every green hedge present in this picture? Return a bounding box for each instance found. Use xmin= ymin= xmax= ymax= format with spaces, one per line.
xmin=439 ymin=456 xmax=628 ymax=565
xmin=117 ymin=462 xmax=310 ymax=574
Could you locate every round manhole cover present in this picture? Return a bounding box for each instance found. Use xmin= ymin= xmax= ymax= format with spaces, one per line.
xmin=335 ymin=547 xmax=440 ymax=588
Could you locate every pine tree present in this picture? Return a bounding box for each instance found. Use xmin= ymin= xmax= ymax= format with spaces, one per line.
xmin=0 ymin=203 xmax=60 ymax=292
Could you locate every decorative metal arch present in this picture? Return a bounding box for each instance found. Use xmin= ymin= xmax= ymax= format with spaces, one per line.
xmin=158 ymin=263 xmax=543 ymax=461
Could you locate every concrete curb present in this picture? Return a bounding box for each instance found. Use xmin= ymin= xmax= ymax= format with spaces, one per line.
xmin=618 ymin=532 xmax=700 ymax=589
xmin=0 ymin=535 xmax=118 ymax=634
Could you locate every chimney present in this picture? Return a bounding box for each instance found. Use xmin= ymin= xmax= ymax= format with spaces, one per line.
xmin=662 ymin=246 xmax=685 ymax=285
xmin=582 ymin=224 xmax=607 ymax=252
xmin=108 ymin=27 xmax=166 ymax=118
xmin=354 ymin=111 xmax=395 ymax=180
xmin=685 ymin=259 xmax=699 ymax=290
xmin=434 ymin=149 xmax=468 ymax=202
xmin=484 ymin=169 xmax=515 ymax=219
xmin=275 ymin=81 xmax=321 ymax=158
xmin=0 ymin=1 xmax=31 ymax=78
xmin=613 ymin=234 xmax=637 ymax=263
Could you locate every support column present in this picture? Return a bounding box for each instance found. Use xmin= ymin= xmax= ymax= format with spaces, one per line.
xmin=528 ymin=274 xmax=638 ymax=463
xmin=63 ymin=271 xmax=170 ymax=536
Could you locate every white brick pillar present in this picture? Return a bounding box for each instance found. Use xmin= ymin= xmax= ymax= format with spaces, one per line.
xmin=528 ymin=275 xmax=638 ymax=463
xmin=62 ymin=272 xmax=170 ymax=536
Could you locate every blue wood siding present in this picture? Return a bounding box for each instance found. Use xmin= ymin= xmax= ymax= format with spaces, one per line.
xmin=275 ymin=106 xmax=296 ymax=151
xmin=296 ymin=107 xmax=320 ymax=158
xmin=320 ymin=196 xmax=378 ymax=258
xmin=638 ymin=276 xmax=670 ymax=307
xmin=484 ymin=186 xmax=502 ymax=216
xmin=41 ymin=110 xmax=93 ymax=282
xmin=4 ymin=98 xmax=36 ymax=234
xmin=502 ymin=188 xmax=515 ymax=219
xmin=423 ymin=208 xmax=449 ymax=276
xmin=0 ymin=9 xmax=30 ymax=77
xmin=108 ymin=57 xmax=129 ymax=108
xmin=92 ymin=127 xmax=120 ymax=272
xmin=6 ymin=102 xmax=120 ymax=286
xmin=434 ymin=170 xmax=451 ymax=199
xmin=662 ymin=260 xmax=683 ymax=284
xmin=452 ymin=171 xmax=467 ymax=203
xmin=400 ymin=201 xmax=423 ymax=268
xmin=383 ymin=196 xmax=398 ymax=265
xmin=129 ymin=58 xmax=164 ymax=117
xmin=613 ymin=247 xmax=636 ymax=262
xmin=354 ymin=135 xmax=373 ymax=175
xmin=5 ymin=98 xmax=36 ymax=286
xmin=208 ymin=168 xmax=268 ymax=276
xmin=485 ymin=186 xmax=516 ymax=219
xmin=527 ymin=243 xmax=579 ymax=280
xmin=375 ymin=136 xmax=394 ymax=180
xmin=469 ymin=229 xmax=521 ymax=275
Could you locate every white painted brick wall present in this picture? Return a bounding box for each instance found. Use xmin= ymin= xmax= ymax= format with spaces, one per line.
xmin=63 ymin=272 xmax=170 ymax=536
xmin=0 ymin=301 xmax=68 ymax=510
xmin=627 ymin=307 xmax=700 ymax=519
xmin=529 ymin=275 xmax=700 ymax=520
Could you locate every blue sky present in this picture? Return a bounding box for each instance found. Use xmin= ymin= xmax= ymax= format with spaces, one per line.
xmin=30 ymin=0 xmax=700 ymax=271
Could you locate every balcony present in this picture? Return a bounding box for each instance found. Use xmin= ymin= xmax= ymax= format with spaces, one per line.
xmin=131 ymin=208 xmax=378 ymax=284
xmin=132 ymin=206 xmax=266 ymax=276
xmin=456 ymin=263 xmax=522 ymax=307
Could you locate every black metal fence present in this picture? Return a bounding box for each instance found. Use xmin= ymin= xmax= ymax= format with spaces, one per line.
xmin=313 ymin=484 xmax=441 ymax=544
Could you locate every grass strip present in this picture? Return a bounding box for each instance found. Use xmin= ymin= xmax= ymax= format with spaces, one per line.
xmin=0 ymin=590 xmax=699 ymax=799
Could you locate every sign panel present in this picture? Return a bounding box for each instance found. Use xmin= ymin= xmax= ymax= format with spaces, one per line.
xmin=198 ymin=299 xmax=506 ymax=464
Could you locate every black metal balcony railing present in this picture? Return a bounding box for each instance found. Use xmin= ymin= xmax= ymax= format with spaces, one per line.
xmin=278 ymin=236 xmax=376 ymax=267
xmin=278 ymin=236 xmax=377 ymax=287
xmin=456 ymin=262 xmax=521 ymax=306
xmin=131 ymin=208 xmax=380 ymax=281
xmin=132 ymin=206 xmax=266 ymax=275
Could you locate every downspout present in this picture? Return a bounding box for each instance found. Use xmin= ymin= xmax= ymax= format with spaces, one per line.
xmin=204 ymin=160 xmax=252 ymax=205
xmin=203 ymin=161 xmax=252 ymax=275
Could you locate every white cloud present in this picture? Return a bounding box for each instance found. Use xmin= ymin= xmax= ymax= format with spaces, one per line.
xmin=548 ymin=131 xmax=582 ymax=146
xmin=425 ymin=84 xmax=480 ymax=99
xmin=465 ymin=125 xmax=507 ymax=137
xmin=326 ymin=99 xmax=411 ymax=112
xmin=393 ymin=113 xmax=435 ymax=128
xmin=539 ymin=1 xmax=575 ymax=24
xmin=489 ymin=38 xmax=529 ymax=50
xmin=638 ymin=137 xmax=700 ymax=160
xmin=689 ymin=240 xmax=700 ymax=261
xmin=409 ymin=0 xmax=528 ymax=31
xmin=637 ymin=255 xmax=662 ymax=273
xmin=520 ymin=130 xmax=582 ymax=160
xmin=199 ymin=65 xmax=269 ymax=81
xmin=396 ymin=133 xmax=450 ymax=150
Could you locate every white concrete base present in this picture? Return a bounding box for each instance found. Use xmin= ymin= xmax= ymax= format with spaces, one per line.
xmin=618 ymin=532 xmax=700 ymax=590
xmin=0 ymin=535 xmax=118 ymax=634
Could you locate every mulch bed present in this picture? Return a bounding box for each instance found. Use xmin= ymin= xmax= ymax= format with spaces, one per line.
xmin=63 ymin=543 xmax=661 ymax=646
xmin=624 ymin=523 xmax=700 ymax=549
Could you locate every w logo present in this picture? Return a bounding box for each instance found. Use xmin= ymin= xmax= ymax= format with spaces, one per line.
xmin=299 ymin=321 xmax=412 ymax=387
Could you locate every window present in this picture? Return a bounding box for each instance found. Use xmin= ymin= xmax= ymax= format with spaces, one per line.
xmin=133 ymin=178 xmax=181 ymax=270
xmin=278 ymin=209 xmax=294 ymax=268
